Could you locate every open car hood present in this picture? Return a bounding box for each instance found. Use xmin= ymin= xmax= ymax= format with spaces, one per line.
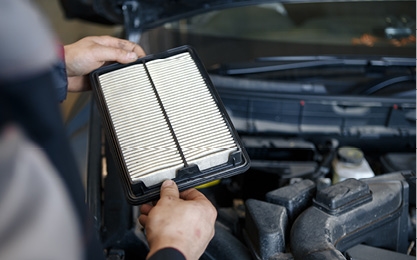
xmin=60 ymin=0 xmax=294 ymax=30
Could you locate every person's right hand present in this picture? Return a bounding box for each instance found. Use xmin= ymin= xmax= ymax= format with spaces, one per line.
xmin=139 ymin=180 xmax=217 ymax=260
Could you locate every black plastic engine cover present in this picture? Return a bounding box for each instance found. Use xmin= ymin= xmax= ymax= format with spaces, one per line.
xmin=290 ymin=172 xmax=410 ymax=260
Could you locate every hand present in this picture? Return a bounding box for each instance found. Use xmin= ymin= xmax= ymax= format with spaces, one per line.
xmin=63 ymin=35 xmax=146 ymax=92
xmin=139 ymin=180 xmax=217 ymax=260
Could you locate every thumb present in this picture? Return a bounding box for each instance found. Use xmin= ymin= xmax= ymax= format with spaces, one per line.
xmin=159 ymin=179 xmax=180 ymax=200
xmin=92 ymin=45 xmax=138 ymax=64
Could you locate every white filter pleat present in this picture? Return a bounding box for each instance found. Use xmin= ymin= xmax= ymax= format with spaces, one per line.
xmin=146 ymin=52 xmax=238 ymax=171
xmin=98 ymin=64 xmax=184 ymax=186
xmin=96 ymin=52 xmax=240 ymax=188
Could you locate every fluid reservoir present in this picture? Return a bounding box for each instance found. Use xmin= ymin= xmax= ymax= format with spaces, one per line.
xmin=332 ymin=146 xmax=374 ymax=183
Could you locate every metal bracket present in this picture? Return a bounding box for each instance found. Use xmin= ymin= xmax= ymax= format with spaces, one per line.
xmin=122 ymin=1 xmax=142 ymax=43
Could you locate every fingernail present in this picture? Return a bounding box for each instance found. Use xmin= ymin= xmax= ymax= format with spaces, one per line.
xmin=127 ymin=52 xmax=138 ymax=60
xmin=162 ymin=179 xmax=174 ymax=187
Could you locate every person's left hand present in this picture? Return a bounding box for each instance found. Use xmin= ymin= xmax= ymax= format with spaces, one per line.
xmin=64 ymin=35 xmax=146 ymax=92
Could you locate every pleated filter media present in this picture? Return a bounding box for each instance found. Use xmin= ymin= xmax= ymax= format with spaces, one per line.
xmin=91 ymin=46 xmax=250 ymax=204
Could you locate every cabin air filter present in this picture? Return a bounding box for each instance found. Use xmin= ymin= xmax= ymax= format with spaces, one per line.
xmin=90 ymin=46 xmax=250 ymax=204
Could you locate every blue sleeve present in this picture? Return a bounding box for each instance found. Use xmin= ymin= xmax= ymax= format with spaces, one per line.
xmin=51 ymin=59 xmax=68 ymax=102
xmin=148 ymin=248 xmax=186 ymax=260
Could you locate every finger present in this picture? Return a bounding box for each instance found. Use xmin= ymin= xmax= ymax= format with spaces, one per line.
xmin=93 ymin=36 xmax=146 ymax=57
xmin=140 ymin=203 xmax=153 ymax=215
xmin=131 ymin=44 xmax=146 ymax=57
xmin=92 ymin=35 xmax=136 ymax=50
xmin=179 ymin=188 xmax=207 ymax=201
xmin=138 ymin=214 xmax=148 ymax=227
xmin=159 ymin=179 xmax=180 ymax=201
xmin=91 ymin=45 xmax=139 ymax=64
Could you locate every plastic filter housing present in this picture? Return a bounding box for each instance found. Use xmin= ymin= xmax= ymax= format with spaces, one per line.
xmin=90 ymin=46 xmax=250 ymax=204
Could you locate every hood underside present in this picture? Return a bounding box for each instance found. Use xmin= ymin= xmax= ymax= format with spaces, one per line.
xmin=59 ymin=0 xmax=325 ymax=30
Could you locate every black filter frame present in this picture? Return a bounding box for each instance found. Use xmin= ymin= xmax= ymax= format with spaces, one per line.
xmin=90 ymin=45 xmax=250 ymax=204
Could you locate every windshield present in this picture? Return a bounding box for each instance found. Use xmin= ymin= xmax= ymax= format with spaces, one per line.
xmin=140 ymin=1 xmax=415 ymax=98
xmin=142 ymin=1 xmax=415 ymax=67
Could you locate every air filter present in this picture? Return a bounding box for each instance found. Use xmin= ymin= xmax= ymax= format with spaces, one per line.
xmin=90 ymin=46 xmax=250 ymax=204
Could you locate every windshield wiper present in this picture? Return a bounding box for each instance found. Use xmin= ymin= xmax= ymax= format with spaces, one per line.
xmin=217 ymin=56 xmax=416 ymax=75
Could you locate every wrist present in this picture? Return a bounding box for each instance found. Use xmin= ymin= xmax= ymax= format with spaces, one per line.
xmin=63 ymin=44 xmax=77 ymax=77
xmin=147 ymin=247 xmax=186 ymax=260
xmin=147 ymin=236 xmax=188 ymax=259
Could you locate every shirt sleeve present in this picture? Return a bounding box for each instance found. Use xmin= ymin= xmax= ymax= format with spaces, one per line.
xmin=148 ymin=248 xmax=186 ymax=260
xmin=51 ymin=56 xmax=68 ymax=102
